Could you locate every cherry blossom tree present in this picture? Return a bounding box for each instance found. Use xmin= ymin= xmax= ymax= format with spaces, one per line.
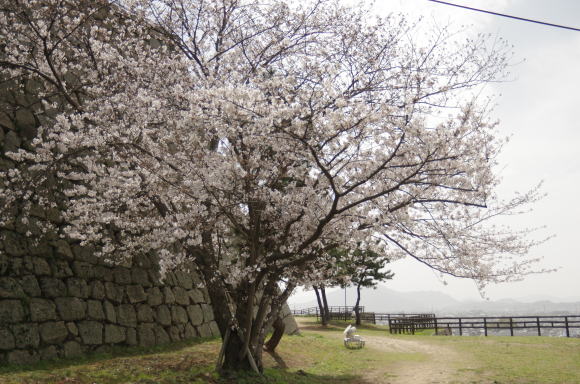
xmin=0 ymin=0 xmax=546 ymax=373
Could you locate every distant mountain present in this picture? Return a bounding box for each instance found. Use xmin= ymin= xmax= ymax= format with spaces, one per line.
xmin=288 ymin=285 xmax=580 ymax=316
xmin=289 ymin=285 xmax=460 ymax=313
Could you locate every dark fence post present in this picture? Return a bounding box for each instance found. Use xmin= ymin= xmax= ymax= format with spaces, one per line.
xmin=510 ymin=318 xmax=514 ymax=336
xmin=434 ymin=318 xmax=438 ymax=335
xmin=565 ymin=316 xmax=570 ymax=338
xmin=459 ymin=318 xmax=462 ymax=336
xmin=484 ymin=317 xmax=488 ymax=336
xmin=537 ymin=317 xmax=541 ymax=336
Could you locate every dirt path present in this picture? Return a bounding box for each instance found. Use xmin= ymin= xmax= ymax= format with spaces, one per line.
xmin=362 ymin=334 xmax=480 ymax=384
xmin=294 ymin=319 xmax=483 ymax=383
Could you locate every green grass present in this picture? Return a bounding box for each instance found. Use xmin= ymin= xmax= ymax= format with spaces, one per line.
xmin=422 ymin=335 xmax=580 ymax=384
xmin=1 ymin=317 xmax=578 ymax=384
xmin=0 ymin=327 xmax=414 ymax=384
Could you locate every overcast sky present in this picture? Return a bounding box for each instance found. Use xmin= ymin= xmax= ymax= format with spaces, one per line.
xmin=290 ymin=0 xmax=580 ymax=305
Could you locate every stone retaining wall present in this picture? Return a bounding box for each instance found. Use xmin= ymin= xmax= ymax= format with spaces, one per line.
xmin=0 ymin=245 xmax=221 ymax=365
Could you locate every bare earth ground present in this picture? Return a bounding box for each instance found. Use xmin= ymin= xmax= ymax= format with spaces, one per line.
xmin=302 ymin=322 xmax=483 ymax=384
xmin=362 ymin=335 xmax=480 ymax=384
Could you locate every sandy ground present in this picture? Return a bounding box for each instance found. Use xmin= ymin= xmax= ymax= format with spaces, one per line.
xmin=361 ymin=334 xmax=481 ymax=384
xmin=293 ymin=318 xmax=485 ymax=383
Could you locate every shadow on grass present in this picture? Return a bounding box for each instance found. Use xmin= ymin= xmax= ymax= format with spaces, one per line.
xmin=0 ymin=336 xmax=219 ymax=375
xmin=224 ymin=369 xmax=375 ymax=384
xmin=219 ymin=353 xmax=377 ymax=384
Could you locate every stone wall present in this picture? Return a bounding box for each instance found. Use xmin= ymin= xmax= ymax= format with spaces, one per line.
xmin=0 ymin=245 xmax=221 ymax=365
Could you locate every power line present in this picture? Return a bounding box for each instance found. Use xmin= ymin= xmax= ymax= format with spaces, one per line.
xmin=428 ymin=0 xmax=580 ymax=32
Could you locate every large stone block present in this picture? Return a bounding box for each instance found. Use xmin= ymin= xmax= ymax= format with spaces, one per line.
xmin=186 ymin=305 xmax=204 ymax=326
xmin=29 ymin=298 xmax=57 ymax=322
xmin=2 ymin=230 xmax=26 ymax=256
xmin=146 ymin=287 xmax=163 ymax=306
xmin=0 ymin=328 xmax=15 ymax=350
xmin=131 ymin=267 xmax=150 ymax=286
xmin=63 ymin=341 xmax=83 ymax=358
xmin=198 ymin=323 xmax=213 ymax=338
xmin=126 ymin=327 xmax=137 ymax=346
xmin=55 ymin=297 xmax=86 ymax=321
xmin=184 ymin=323 xmax=197 ymax=339
xmin=137 ymin=323 xmax=155 ymax=347
xmin=171 ymin=306 xmax=188 ymax=324
xmin=0 ymin=253 xmax=7 ymax=275
xmin=136 ymin=304 xmax=154 ymax=322
xmin=104 ymin=282 xmax=124 ymax=303
xmin=71 ymin=261 xmax=93 ymax=278
xmin=51 ymin=260 xmax=73 ymax=278
xmin=174 ymin=271 xmax=193 ymax=289
xmin=66 ymin=278 xmax=90 ymax=298
xmin=104 ymin=324 xmax=126 ymax=344
xmin=94 ymin=266 xmax=110 ymax=281
xmin=31 ymin=257 xmax=52 ymax=276
xmin=87 ymin=300 xmax=105 ymax=320
xmin=148 ymin=269 xmax=162 ymax=286
xmin=200 ymin=303 xmax=214 ymax=322
xmin=7 ymin=349 xmax=39 ymax=365
xmin=52 ymin=240 xmax=74 ymax=259
xmin=187 ymin=289 xmax=205 ymax=304
xmin=12 ymin=323 xmax=40 ymax=348
xmin=126 ymin=285 xmax=146 ymax=303
xmin=71 ymin=244 xmax=97 ymax=263
xmin=209 ymin=322 xmax=220 ymax=337
xmin=190 ymin=270 xmax=204 ymax=287
xmin=201 ymin=289 xmax=210 ymax=304
xmin=168 ymin=326 xmax=181 ymax=342
xmin=133 ymin=253 xmax=151 ymax=269
xmin=39 ymin=277 xmax=67 ymax=298
xmin=103 ymin=301 xmax=117 ymax=323
xmin=154 ymin=325 xmax=170 ymax=345
xmin=0 ymin=277 xmax=24 ymax=298
xmin=20 ymin=275 xmax=41 ymax=297
xmin=39 ymin=321 xmax=68 ymax=344
xmin=40 ymin=346 xmax=59 ymax=361
xmin=27 ymin=240 xmax=53 ymax=258
xmin=116 ymin=304 xmax=137 ymax=327
xmin=113 ymin=267 xmax=131 ymax=285
xmin=173 ymin=287 xmax=190 ymax=306
xmin=5 ymin=256 xmax=25 ymax=276
xmin=163 ymin=287 xmax=175 ymax=304
xmin=90 ymin=281 xmax=105 ymax=300
xmin=0 ymin=300 xmax=24 ymax=323
xmin=155 ymin=305 xmax=172 ymax=326
xmin=78 ymin=321 xmax=103 ymax=345
xmin=163 ymin=272 xmax=176 ymax=287
xmin=66 ymin=322 xmax=78 ymax=337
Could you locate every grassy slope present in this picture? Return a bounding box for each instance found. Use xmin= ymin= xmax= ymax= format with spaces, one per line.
xmin=0 ymin=317 xmax=578 ymax=384
xmin=431 ymin=335 xmax=580 ymax=384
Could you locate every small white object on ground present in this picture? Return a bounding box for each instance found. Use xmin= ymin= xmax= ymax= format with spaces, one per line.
xmin=344 ymin=324 xmax=365 ymax=349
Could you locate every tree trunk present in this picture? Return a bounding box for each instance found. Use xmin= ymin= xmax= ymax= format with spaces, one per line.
xmin=265 ymin=316 xmax=285 ymax=352
xmin=193 ymin=245 xmax=295 ymax=375
xmin=354 ymin=283 xmax=362 ymax=326
xmin=320 ymin=285 xmax=330 ymax=324
xmin=221 ymin=330 xmax=256 ymax=371
xmin=313 ymin=286 xmax=327 ymax=325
